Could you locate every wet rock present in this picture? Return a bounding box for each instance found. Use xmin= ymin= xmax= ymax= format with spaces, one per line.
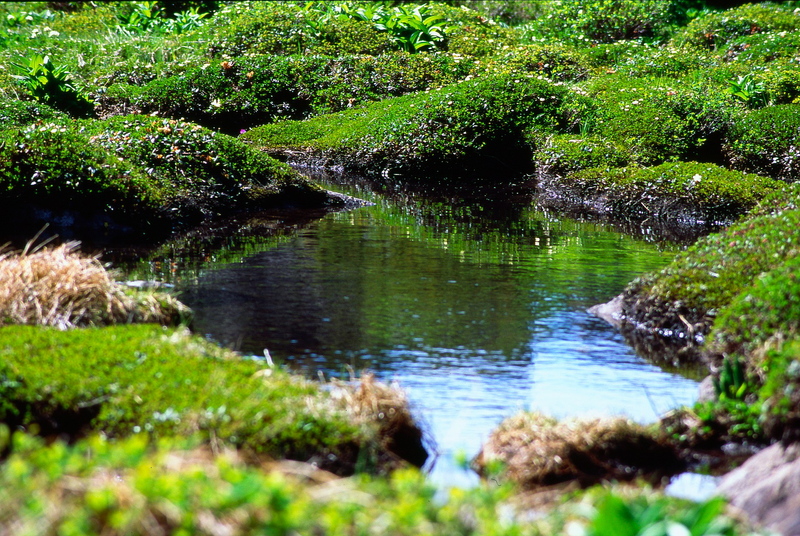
xmin=717 ymin=441 xmax=800 ymax=535
xmin=587 ymin=294 xmax=624 ymax=329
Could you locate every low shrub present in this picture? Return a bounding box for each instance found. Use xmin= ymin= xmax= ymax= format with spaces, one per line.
xmin=559 ymin=161 xmax=781 ymax=222
xmin=10 ymin=54 xmax=94 ymax=118
xmin=672 ymin=3 xmax=800 ymax=50
xmin=0 ymin=324 xmax=423 ymax=474
xmin=0 ymin=122 xmax=158 ymax=213
xmin=243 ymin=73 xmax=575 ymax=179
xmin=725 ymin=103 xmax=800 ymax=181
xmin=721 ymin=30 xmax=800 ymax=64
xmin=84 ymin=115 xmax=326 ymax=215
xmin=485 ymin=44 xmax=592 ymax=82
xmin=608 ymin=45 xmax=719 ymax=78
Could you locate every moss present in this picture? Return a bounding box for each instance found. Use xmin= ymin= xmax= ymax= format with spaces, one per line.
xmin=484 ymin=44 xmax=592 ymax=82
xmin=621 ymin=198 xmax=800 ymax=360
xmin=558 ymin=161 xmax=782 ymax=223
xmin=534 ymin=135 xmax=630 ymax=177
xmin=0 ymin=324 xmax=412 ymax=474
xmin=585 ymin=74 xmax=738 ymax=166
xmin=672 ymin=3 xmax=800 ymax=51
xmin=0 ymin=99 xmax=67 ymax=127
xmin=101 ymin=53 xmax=478 ymax=134
xmin=725 ymin=104 xmax=800 ymax=181
xmin=243 ymin=73 xmax=575 ymax=179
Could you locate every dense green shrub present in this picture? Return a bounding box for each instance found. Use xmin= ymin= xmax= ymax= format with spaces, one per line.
xmin=764 ymin=64 xmax=800 ymax=104
xmin=557 ymin=161 xmax=781 ymax=222
xmin=672 ymin=3 xmax=800 ymax=50
xmin=10 ymin=54 xmax=94 ymax=117
xmin=0 ymin=325 xmax=384 ymax=472
xmin=103 ymin=53 xmax=478 ymax=133
xmin=244 ymin=73 xmax=576 ymax=179
xmin=721 ymin=30 xmax=800 ymax=64
xmin=725 ymin=103 xmax=800 ymax=181
xmin=708 ymin=254 xmax=800 ymax=360
xmin=608 ymin=45 xmax=719 ymax=78
xmin=534 ymin=135 xmax=630 ymax=176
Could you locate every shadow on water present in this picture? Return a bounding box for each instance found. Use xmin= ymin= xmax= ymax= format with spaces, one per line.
xmin=136 ymin=170 xmax=702 ymax=487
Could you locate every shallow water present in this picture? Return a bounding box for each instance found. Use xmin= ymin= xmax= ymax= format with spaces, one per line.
xmin=175 ymin=175 xmax=700 ymax=487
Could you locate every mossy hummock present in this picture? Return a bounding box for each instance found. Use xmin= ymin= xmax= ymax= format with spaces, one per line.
xmin=0 ymin=324 xmax=426 ymax=474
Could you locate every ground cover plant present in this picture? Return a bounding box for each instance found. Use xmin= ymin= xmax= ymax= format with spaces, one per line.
xmin=2 ymin=0 xmax=800 ymax=532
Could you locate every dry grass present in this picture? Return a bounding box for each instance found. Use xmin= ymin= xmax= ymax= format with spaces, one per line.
xmin=0 ymin=241 xmax=189 ymax=328
xmin=330 ymin=373 xmax=429 ymax=469
xmin=475 ymin=412 xmax=683 ymax=489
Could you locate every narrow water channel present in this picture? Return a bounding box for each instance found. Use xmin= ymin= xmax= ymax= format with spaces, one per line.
xmin=176 ymin=176 xmax=700 ymax=487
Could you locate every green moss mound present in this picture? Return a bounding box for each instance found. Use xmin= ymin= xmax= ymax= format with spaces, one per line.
xmin=244 ymin=73 xmax=576 ymax=179
xmin=0 ymin=324 xmax=397 ymax=474
xmin=0 ymin=99 xmax=67 ymax=128
xmin=672 ymin=3 xmax=800 ymax=50
xmin=102 ymin=53 xmax=478 ymax=134
xmin=725 ymin=104 xmax=800 ymax=181
xmin=557 ymin=161 xmax=781 ymax=223
xmin=534 ymin=135 xmax=630 ymax=177
xmin=621 ymin=199 xmax=800 ymax=359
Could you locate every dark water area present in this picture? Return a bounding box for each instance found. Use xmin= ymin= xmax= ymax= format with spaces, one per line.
xmin=161 ymin=173 xmax=700 ymax=487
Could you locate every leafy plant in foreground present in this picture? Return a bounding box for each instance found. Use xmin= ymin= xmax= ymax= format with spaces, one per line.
xmin=10 ymin=54 xmax=93 ymax=117
xmin=713 ymin=355 xmax=749 ymax=401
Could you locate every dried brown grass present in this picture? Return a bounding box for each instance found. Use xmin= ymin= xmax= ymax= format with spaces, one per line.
xmin=0 ymin=241 xmax=188 ymax=328
xmin=330 ymin=373 xmax=429 ymax=468
xmin=475 ymin=412 xmax=683 ymax=489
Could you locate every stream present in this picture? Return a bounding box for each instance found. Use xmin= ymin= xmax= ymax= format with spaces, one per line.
xmin=162 ymin=174 xmax=702 ymax=489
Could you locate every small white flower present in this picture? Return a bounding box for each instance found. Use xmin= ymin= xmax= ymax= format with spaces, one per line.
xmin=692 ymin=174 xmax=702 ymax=183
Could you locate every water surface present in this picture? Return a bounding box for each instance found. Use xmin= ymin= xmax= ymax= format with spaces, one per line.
xmin=177 ymin=176 xmax=700 ymax=486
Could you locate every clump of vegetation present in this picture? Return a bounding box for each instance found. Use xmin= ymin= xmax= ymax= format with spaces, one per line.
xmin=10 ymin=54 xmax=94 ymax=117
xmin=725 ymin=103 xmax=800 ymax=181
xmin=0 ymin=99 xmax=66 ymax=127
xmin=620 ymin=199 xmax=800 ymax=359
xmin=100 ymin=53 xmax=478 ymax=133
xmin=0 ymin=324 xmax=425 ymax=474
xmin=0 ymin=241 xmax=188 ymax=328
xmin=0 ymin=429 xmax=754 ymax=536
xmin=243 ymin=73 xmax=576 ymax=179
xmin=672 ymin=3 xmax=800 ymax=50
xmin=474 ymin=412 xmax=683 ymax=489
xmin=534 ymin=135 xmax=630 ymax=177
xmin=551 ymin=161 xmax=782 ymax=223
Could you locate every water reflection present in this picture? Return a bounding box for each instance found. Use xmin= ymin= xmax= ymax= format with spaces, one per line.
xmin=179 ymin=177 xmax=700 ymax=487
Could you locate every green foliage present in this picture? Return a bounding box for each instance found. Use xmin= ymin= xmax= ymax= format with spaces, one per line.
xmin=0 ymin=325 xmax=374 ymax=470
xmin=672 ymin=3 xmax=800 ymax=50
xmin=83 ymin=115 xmax=314 ymax=210
xmin=581 ymin=491 xmax=739 ymax=536
xmin=721 ymin=30 xmax=800 ymax=64
xmin=486 ymin=44 xmax=592 ymax=82
xmin=560 ymin=161 xmax=781 ymax=222
xmin=0 ymin=99 xmax=66 ymax=128
xmin=0 ymin=430 xmax=758 ymax=535
xmin=306 ymin=1 xmax=451 ymax=53
xmin=623 ymin=198 xmax=800 ymax=347
xmin=10 ymin=54 xmax=94 ymax=117
xmin=244 ymin=73 xmax=575 ymax=179
xmin=725 ymin=73 xmax=768 ymax=108
xmin=725 ymin=103 xmax=800 ymax=181
xmin=713 ymin=355 xmax=749 ymax=400
xmin=115 ymin=1 xmax=208 ymax=36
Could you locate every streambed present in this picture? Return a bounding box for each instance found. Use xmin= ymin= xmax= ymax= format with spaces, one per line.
xmin=168 ymin=174 xmax=701 ymax=487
